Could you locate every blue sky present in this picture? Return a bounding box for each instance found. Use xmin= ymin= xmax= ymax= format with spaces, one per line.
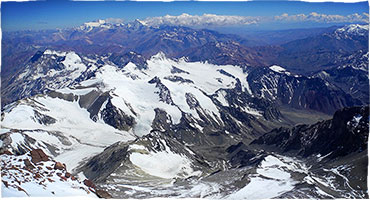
xmin=1 ymin=0 xmax=369 ymax=31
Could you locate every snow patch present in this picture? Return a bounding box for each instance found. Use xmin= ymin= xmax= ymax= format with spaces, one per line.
xmin=44 ymin=50 xmax=67 ymax=56
xmin=269 ymin=65 xmax=290 ymax=75
xmin=10 ymin=133 xmax=25 ymax=148
xmin=215 ymin=90 xmax=229 ymax=107
xmin=130 ymin=150 xmax=195 ymax=179
xmin=227 ymin=155 xmax=298 ymax=199
xmin=57 ymin=87 xmax=97 ymax=96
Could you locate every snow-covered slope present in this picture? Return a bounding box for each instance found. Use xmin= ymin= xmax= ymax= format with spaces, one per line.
xmin=0 ymin=50 xmax=346 ymax=178
xmin=333 ymin=24 xmax=369 ymax=39
xmin=226 ymin=155 xmax=300 ymax=199
xmin=2 ymin=47 xmax=366 ymax=198
xmin=1 ymin=95 xmax=135 ymax=172
xmin=1 ymin=50 xmax=275 ymax=187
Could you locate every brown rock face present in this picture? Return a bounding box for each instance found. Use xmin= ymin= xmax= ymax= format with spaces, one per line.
xmin=65 ymin=172 xmax=71 ymax=178
xmin=33 ymin=173 xmax=41 ymax=179
xmin=60 ymin=176 xmax=67 ymax=181
xmin=30 ymin=149 xmax=48 ymax=164
xmin=83 ymin=179 xmax=96 ymax=189
xmin=54 ymin=162 xmax=66 ymax=170
xmin=95 ymin=189 xmax=113 ymax=199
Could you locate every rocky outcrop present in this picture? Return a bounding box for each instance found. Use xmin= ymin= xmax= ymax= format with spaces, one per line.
xmin=83 ymin=179 xmax=96 ymax=189
xmin=82 ymin=141 xmax=130 ymax=182
xmin=149 ymin=76 xmax=175 ymax=105
xmin=226 ymin=142 xmax=265 ymax=168
xmin=54 ymin=162 xmax=66 ymax=170
xmin=30 ymin=149 xmax=49 ymax=164
xmin=108 ymin=51 xmax=148 ymax=70
xmin=101 ymin=98 xmax=136 ymax=131
xmin=252 ymin=106 xmax=369 ymax=158
xmin=95 ymin=189 xmax=113 ymax=199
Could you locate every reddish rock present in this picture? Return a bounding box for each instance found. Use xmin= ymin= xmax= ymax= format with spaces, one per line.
xmin=83 ymin=179 xmax=96 ymax=189
xmin=54 ymin=162 xmax=66 ymax=170
xmin=34 ymin=173 xmax=41 ymax=179
xmin=30 ymin=149 xmax=48 ymax=164
xmin=46 ymin=166 xmax=53 ymax=170
xmin=56 ymin=173 xmax=62 ymax=177
xmin=10 ymin=165 xmax=19 ymax=171
xmin=95 ymin=189 xmax=113 ymax=199
xmin=2 ymin=181 xmax=9 ymax=188
xmin=17 ymin=185 xmax=27 ymax=194
xmin=65 ymin=172 xmax=71 ymax=178
xmin=71 ymin=176 xmax=76 ymax=181
xmin=47 ymin=178 xmax=54 ymax=183
xmin=60 ymin=176 xmax=67 ymax=181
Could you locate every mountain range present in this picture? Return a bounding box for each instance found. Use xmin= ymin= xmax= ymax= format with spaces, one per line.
xmin=0 ymin=19 xmax=369 ymax=199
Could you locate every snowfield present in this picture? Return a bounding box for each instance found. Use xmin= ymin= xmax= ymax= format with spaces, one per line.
xmin=226 ymin=155 xmax=297 ymax=199
xmin=1 ymin=96 xmax=135 ymax=171
xmin=130 ymin=151 xmax=194 ymax=179
xmin=1 ymin=51 xmax=257 ymax=181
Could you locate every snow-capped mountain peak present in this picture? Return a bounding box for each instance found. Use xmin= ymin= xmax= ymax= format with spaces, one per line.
xmin=332 ymin=24 xmax=369 ymax=39
xmin=150 ymin=51 xmax=168 ymax=61
xmin=336 ymin=24 xmax=369 ymax=33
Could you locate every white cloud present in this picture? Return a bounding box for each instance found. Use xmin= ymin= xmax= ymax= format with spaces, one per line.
xmin=141 ymin=13 xmax=259 ymax=27
xmin=274 ymin=12 xmax=369 ymax=23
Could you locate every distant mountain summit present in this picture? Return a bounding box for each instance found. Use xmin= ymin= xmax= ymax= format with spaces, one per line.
xmin=332 ymin=24 xmax=369 ymax=39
